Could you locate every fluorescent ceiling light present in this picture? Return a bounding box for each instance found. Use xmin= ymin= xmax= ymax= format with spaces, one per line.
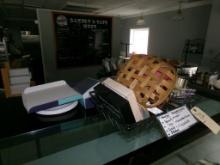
xmin=62 ymin=2 xmax=101 ymax=13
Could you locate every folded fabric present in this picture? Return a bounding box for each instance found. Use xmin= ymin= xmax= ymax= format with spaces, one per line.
xmin=22 ymin=80 xmax=82 ymax=114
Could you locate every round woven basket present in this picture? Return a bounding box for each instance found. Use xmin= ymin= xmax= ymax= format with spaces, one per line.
xmin=116 ymin=54 xmax=177 ymax=109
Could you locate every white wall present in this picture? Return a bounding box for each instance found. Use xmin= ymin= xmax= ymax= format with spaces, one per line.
xmin=202 ymin=0 xmax=220 ymax=71
xmin=120 ymin=5 xmax=211 ymax=65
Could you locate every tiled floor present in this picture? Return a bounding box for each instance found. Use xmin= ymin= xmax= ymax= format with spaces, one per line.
xmin=151 ymin=133 xmax=220 ymax=165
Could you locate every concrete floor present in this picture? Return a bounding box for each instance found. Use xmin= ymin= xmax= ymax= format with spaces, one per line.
xmin=151 ymin=133 xmax=220 ymax=165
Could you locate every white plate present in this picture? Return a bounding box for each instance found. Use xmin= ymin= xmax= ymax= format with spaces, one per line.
xmin=36 ymin=101 xmax=78 ymax=115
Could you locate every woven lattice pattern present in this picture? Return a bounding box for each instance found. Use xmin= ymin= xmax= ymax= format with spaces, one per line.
xmin=116 ymin=55 xmax=177 ymax=108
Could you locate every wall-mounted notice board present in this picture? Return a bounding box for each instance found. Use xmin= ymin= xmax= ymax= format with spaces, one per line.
xmin=53 ymin=12 xmax=112 ymax=68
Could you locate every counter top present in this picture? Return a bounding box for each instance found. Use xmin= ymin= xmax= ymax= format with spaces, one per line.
xmin=0 ymin=96 xmax=99 ymax=148
xmin=25 ymin=96 xmax=220 ymax=165
xmin=189 ymin=83 xmax=220 ymax=101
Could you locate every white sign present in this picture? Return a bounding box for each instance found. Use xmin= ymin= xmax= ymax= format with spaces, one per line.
xmin=157 ymin=105 xmax=197 ymax=138
xmin=148 ymin=107 xmax=163 ymax=115
xmin=191 ymin=106 xmax=220 ymax=135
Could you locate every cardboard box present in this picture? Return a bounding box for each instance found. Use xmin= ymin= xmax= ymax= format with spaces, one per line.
xmin=74 ymin=78 xmax=99 ymax=109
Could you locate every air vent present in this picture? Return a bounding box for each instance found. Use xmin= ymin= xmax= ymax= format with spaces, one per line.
xmin=62 ymin=2 xmax=100 ymax=13
xmin=184 ymin=0 xmax=203 ymax=2
xmin=24 ymin=0 xmax=44 ymax=8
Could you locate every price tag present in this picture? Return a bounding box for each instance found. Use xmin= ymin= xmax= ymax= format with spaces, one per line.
xmin=148 ymin=107 xmax=163 ymax=115
xmin=191 ymin=106 xmax=220 ymax=135
xmin=157 ymin=105 xmax=197 ymax=138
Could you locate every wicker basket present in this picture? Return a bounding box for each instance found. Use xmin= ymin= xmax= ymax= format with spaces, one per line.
xmin=116 ymin=55 xmax=177 ymax=109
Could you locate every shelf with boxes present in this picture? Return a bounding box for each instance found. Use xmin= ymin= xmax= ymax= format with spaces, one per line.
xmin=1 ymin=62 xmax=31 ymax=97
xmin=0 ymin=40 xmax=9 ymax=67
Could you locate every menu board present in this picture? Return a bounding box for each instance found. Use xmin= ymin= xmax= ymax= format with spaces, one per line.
xmin=53 ymin=12 xmax=112 ymax=68
xmin=157 ymin=105 xmax=197 ymax=138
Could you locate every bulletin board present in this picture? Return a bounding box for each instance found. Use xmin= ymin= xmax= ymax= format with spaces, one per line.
xmin=53 ymin=12 xmax=112 ymax=68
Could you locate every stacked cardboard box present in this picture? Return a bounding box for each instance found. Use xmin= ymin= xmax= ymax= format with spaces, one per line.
xmin=0 ymin=40 xmax=8 ymax=67
xmin=9 ymin=68 xmax=31 ymax=95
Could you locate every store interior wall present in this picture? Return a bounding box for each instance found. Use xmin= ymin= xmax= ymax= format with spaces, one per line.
xmin=2 ymin=4 xmax=214 ymax=84
xmin=37 ymin=9 xmax=121 ymax=83
xmin=202 ymin=0 xmax=220 ymax=72
xmin=120 ymin=5 xmax=211 ymax=65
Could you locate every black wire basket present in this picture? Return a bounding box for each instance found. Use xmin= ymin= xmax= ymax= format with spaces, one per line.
xmin=90 ymin=91 xmax=154 ymax=132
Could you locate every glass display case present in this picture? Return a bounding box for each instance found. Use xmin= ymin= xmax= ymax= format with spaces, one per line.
xmin=1 ymin=94 xmax=220 ymax=165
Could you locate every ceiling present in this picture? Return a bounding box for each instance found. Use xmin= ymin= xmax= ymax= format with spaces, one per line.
xmin=0 ymin=0 xmax=212 ymax=22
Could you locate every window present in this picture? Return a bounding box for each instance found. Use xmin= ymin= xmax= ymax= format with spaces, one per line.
xmin=129 ymin=28 xmax=149 ymax=55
